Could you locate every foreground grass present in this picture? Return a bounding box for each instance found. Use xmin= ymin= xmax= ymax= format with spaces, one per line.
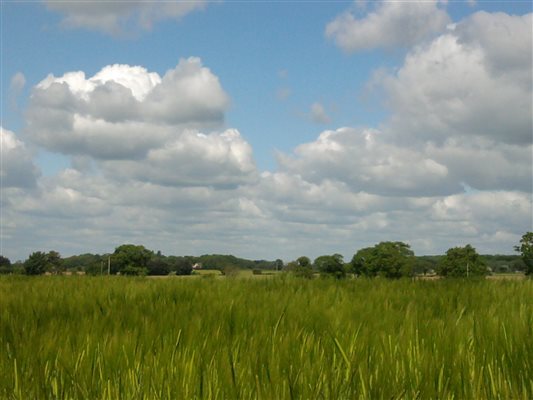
xmin=0 ymin=276 xmax=531 ymax=399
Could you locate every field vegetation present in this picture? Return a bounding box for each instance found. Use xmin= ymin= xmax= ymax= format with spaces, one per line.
xmin=0 ymin=276 xmax=531 ymax=399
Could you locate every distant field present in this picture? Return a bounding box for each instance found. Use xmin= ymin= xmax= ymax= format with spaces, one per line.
xmin=0 ymin=276 xmax=531 ymax=399
xmin=487 ymin=273 xmax=527 ymax=280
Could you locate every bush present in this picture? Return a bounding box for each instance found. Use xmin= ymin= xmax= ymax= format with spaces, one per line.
xmin=121 ymin=266 xmax=148 ymax=276
xmin=147 ymin=258 xmax=170 ymax=276
xmin=222 ymin=266 xmax=239 ymax=277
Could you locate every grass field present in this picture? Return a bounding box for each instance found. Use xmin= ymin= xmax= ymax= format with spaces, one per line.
xmin=0 ymin=276 xmax=531 ymax=399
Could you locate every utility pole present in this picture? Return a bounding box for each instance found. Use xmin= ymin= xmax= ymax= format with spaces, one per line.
xmin=100 ymin=261 xmax=103 ymax=275
xmin=108 ymin=256 xmax=111 ymax=275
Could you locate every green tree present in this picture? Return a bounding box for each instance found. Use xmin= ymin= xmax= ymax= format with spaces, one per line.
xmin=414 ymin=257 xmax=436 ymax=276
xmin=515 ymin=232 xmax=533 ymax=276
xmin=510 ymin=258 xmax=526 ymax=273
xmin=314 ymin=254 xmax=346 ymax=279
xmin=0 ymin=255 xmax=12 ymax=274
xmin=351 ymin=247 xmax=375 ymax=276
xmin=351 ymin=242 xmax=415 ymax=279
xmin=86 ymin=262 xmax=105 ymax=276
xmin=286 ymin=256 xmax=313 ymax=278
xmin=296 ymin=256 xmax=311 ymax=268
xmin=46 ymin=251 xmax=63 ymax=274
xmin=147 ymin=257 xmax=170 ymax=276
xmin=24 ymin=252 xmax=48 ymax=275
xmin=170 ymin=257 xmax=193 ymax=275
xmin=274 ymin=259 xmax=284 ymax=271
xmin=111 ymin=244 xmax=152 ymax=275
xmin=62 ymin=253 xmax=104 ymax=272
xmin=437 ymin=244 xmax=488 ymax=278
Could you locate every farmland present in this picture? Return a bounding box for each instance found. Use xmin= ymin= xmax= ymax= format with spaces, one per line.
xmin=0 ymin=276 xmax=531 ymax=399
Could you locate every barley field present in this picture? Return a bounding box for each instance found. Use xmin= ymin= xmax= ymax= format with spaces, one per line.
xmin=0 ymin=276 xmax=531 ymax=399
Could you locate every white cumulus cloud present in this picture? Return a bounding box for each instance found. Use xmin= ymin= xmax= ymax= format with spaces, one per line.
xmin=277 ymin=127 xmax=457 ymax=197
xmin=101 ymin=129 xmax=257 ymax=188
xmin=27 ymin=58 xmax=230 ymax=160
xmin=381 ymin=27 xmax=532 ymax=145
xmin=326 ymin=0 xmax=450 ymax=52
xmin=0 ymin=127 xmax=39 ymax=188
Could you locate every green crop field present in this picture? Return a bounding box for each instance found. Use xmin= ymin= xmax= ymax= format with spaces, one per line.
xmin=0 ymin=276 xmax=531 ymax=399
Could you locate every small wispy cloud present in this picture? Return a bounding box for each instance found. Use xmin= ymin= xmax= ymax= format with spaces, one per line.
xmin=276 ymin=87 xmax=291 ymax=101
xmin=310 ymin=102 xmax=331 ymax=124
xmin=9 ymin=72 xmax=26 ymax=109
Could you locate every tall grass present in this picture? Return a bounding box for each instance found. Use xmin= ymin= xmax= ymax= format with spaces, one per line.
xmin=0 ymin=276 xmax=531 ymax=399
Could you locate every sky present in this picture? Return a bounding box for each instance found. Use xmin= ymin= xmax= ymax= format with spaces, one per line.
xmin=1 ymin=0 xmax=532 ymax=262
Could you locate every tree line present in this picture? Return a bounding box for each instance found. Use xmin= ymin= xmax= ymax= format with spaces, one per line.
xmin=1 ymin=232 xmax=532 ymax=278
xmin=285 ymin=233 xmax=532 ymax=279
xmin=0 ymin=245 xmax=282 ymax=276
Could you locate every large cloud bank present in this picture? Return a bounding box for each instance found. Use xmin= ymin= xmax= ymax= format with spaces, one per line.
xmin=3 ymin=10 xmax=531 ymax=260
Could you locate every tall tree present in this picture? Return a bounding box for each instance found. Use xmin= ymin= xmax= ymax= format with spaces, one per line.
xmin=351 ymin=242 xmax=415 ymax=279
xmin=515 ymin=232 xmax=533 ymax=276
xmin=46 ymin=251 xmax=63 ymax=274
xmin=351 ymin=247 xmax=375 ymax=277
xmin=24 ymin=252 xmax=48 ymax=275
xmin=438 ymin=245 xmax=488 ymax=278
xmin=111 ymin=244 xmax=153 ymax=275
xmin=314 ymin=254 xmax=346 ymax=279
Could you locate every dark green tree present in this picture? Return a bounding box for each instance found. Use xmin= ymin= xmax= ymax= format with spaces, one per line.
xmin=437 ymin=244 xmax=488 ymax=278
xmin=314 ymin=254 xmax=346 ymax=279
xmin=147 ymin=257 xmax=170 ymax=276
xmin=351 ymin=242 xmax=415 ymax=278
xmin=0 ymin=255 xmax=12 ymax=274
xmin=46 ymin=251 xmax=63 ymax=274
xmin=274 ymin=259 xmax=284 ymax=271
xmin=24 ymin=252 xmax=48 ymax=275
xmin=351 ymin=247 xmax=375 ymax=276
xmin=111 ymin=244 xmax=152 ymax=275
xmin=296 ymin=256 xmax=311 ymax=268
xmin=414 ymin=257 xmax=437 ymax=276
xmin=515 ymin=232 xmax=533 ymax=276
xmin=171 ymin=257 xmax=193 ymax=275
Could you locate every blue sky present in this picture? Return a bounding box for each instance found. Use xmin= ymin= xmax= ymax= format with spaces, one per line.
xmin=4 ymin=2 xmax=389 ymax=170
xmin=1 ymin=1 xmax=532 ymax=261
